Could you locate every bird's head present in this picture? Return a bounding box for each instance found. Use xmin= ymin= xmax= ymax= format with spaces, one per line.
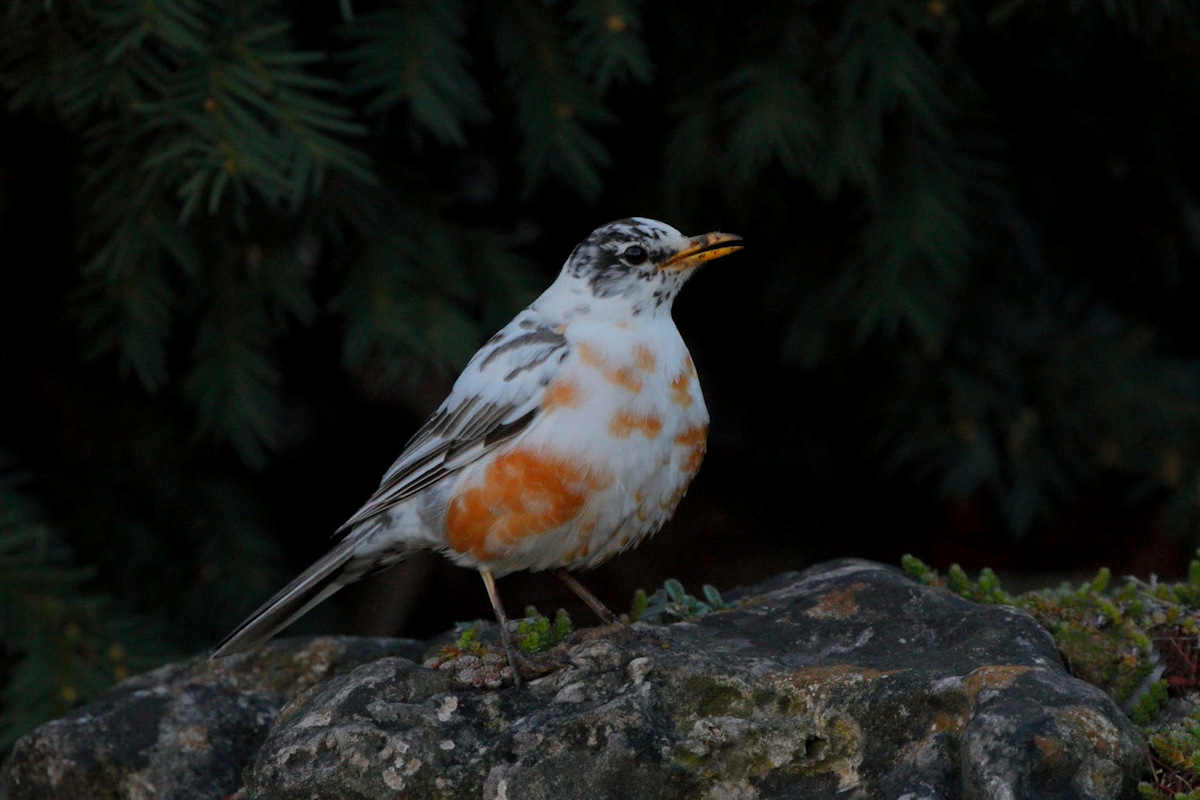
xmin=560 ymin=218 xmax=742 ymax=314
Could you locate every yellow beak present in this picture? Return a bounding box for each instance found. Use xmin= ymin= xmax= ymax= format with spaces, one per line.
xmin=658 ymin=231 xmax=743 ymax=272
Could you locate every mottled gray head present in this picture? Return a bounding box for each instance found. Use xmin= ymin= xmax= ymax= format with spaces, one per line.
xmin=563 ymin=217 xmax=742 ymax=310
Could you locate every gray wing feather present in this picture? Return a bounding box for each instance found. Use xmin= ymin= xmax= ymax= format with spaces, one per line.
xmin=337 ymin=318 xmax=567 ymax=532
xmin=212 ymin=315 xmax=568 ymax=658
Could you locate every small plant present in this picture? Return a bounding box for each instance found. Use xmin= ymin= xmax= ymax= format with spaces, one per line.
xmin=516 ymin=606 xmax=574 ymax=654
xmin=434 ymin=606 xmax=574 ymax=662
xmin=1142 ymin=713 xmax=1200 ymax=798
xmin=902 ymin=551 xmax=1200 ymax=798
xmin=423 ymin=608 xmax=574 ymax=689
xmin=631 ymin=579 xmax=734 ymax=624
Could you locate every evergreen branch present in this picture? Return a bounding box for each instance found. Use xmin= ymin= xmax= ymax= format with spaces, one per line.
xmin=185 ymin=302 xmax=283 ymax=468
xmin=73 ymin=175 xmax=188 ymax=392
xmin=723 ymin=62 xmax=821 ymax=184
xmin=344 ymin=1 xmax=488 ymax=146
xmin=568 ymin=0 xmax=653 ymax=91
xmin=495 ymin=0 xmax=614 ymax=199
xmin=877 ymin=275 xmax=1200 ymax=536
xmin=333 ymin=199 xmax=537 ymax=388
xmin=182 ymin=235 xmax=318 ymax=467
xmin=841 ymin=135 xmax=971 ymax=344
xmin=336 ymin=219 xmax=478 ymax=384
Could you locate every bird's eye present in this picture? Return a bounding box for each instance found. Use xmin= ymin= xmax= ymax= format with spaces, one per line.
xmin=621 ymin=245 xmax=648 ymax=266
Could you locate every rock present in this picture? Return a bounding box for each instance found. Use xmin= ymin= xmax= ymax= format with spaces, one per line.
xmin=3 ymin=560 xmax=1146 ymax=799
xmin=2 ymin=637 xmax=426 ymax=800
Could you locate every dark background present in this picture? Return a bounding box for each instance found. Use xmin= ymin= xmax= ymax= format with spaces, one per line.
xmin=2 ymin=0 xmax=1199 ymax=742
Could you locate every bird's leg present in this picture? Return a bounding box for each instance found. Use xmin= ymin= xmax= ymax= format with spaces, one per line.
xmin=479 ymin=568 xmax=555 ymax=686
xmin=554 ymin=570 xmax=619 ymax=625
xmin=555 ymin=571 xmax=652 ymax=647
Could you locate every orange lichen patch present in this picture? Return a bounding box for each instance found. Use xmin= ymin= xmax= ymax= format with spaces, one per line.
xmin=578 ymin=341 xmax=643 ymax=393
xmin=543 ymin=378 xmax=582 ymax=411
xmin=634 ymin=344 xmax=657 ymax=372
xmin=177 ymin=724 xmax=210 ymax=750
xmin=806 ymin=583 xmax=868 ymax=620
xmin=787 ymin=665 xmax=894 ymax=691
xmin=930 ymin=712 xmax=966 ymax=735
xmin=669 ymin=370 xmax=693 ymax=408
xmin=1034 ymin=734 xmax=1066 ymax=764
xmin=960 ymin=664 xmax=1029 ymax=702
xmin=610 ymin=409 xmax=663 ymax=438
xmin=444 ymin=449 xmax=600 ymax=560
xmin=1056 ymin=705 xmax=1122 ymax=755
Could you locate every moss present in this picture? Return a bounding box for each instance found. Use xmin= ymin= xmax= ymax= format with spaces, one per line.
xmin=753 ymin=687 xmax=800 ymax=716
xmin=1132 ymin=680 xmax=1171 ymax=727
xmin=902 ymin=551 xmax=1200 ymax=798
xmin=671 ymin=747 xmax=708 ymax=771
xmin=679 ymin=674 xmax=749 ymax=717
xmin=1144 ymin=711 xmax=1200 ymax=798
xmin=515 ymin=606 xmax=573 ymax=654
xmin=783 ymin=715 xmax=861 ymax=786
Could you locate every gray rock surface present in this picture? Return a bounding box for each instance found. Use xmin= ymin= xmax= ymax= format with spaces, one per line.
xmin=2 ymin=637 xmax=426 ymax=800
xmin=3 ymin=560 xmax=1146 ymax=799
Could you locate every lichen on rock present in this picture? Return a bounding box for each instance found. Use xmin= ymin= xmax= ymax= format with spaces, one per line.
xmin=3 ymin=560 xmax=1146 ymax=799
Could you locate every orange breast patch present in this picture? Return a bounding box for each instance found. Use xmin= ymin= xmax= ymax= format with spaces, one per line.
xmin=445 ymin=449 xmax=601 ymax=561
xmin=634 ymin=344 xmax=657 ymax=372
xmin=675 ymin=423 xmax=708 ymax=476
xmin=544 ymin=378 xmax=582 ymax=411
xmin=670 ymin=370 xmax=693 ymax=408
xmin=609 ymin=408 xmax=663 ymax=439
xmin=578 ymin=341 xmax=644 ymax=393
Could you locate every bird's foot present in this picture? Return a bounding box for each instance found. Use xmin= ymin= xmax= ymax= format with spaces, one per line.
xmin=571 ymin=620 xmax=634 ymax=645
xmin=572 ymin=620 xmax=673 ymax=651
xmin=501 ymin=642 xmax=569 ymax=687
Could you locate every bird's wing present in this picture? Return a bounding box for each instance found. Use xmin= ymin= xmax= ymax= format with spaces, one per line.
xmin=337 ymin=315 xmax=569 ymax=531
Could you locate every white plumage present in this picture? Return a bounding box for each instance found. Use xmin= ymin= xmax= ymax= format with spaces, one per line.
xmin=212 ymin=218 xmax=741 ymax=681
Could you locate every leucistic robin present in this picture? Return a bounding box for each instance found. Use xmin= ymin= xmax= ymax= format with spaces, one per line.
xmin=211 ymin=218 xmax=742 ymax=683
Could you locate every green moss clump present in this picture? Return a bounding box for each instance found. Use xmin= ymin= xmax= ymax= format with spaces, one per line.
xmin=515 ymin=606 xmax=573 ymax=654
xmin=680 ymin=674 xmax=748 ymax=717
xmin=902 ymin=551 xmax=1200 ymax=798
xmin=1143 ymin=711 xmax=1200 ymax=798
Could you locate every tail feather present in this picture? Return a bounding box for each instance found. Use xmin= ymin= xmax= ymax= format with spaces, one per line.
xmin=211 ymin=538 xmax=367 ymax=659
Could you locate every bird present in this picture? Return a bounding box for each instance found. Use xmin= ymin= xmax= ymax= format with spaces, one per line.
xmin=211 ymin=217 xmax=742 ymax=684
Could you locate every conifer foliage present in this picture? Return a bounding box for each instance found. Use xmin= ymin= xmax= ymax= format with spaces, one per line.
xmin=2 ymin=0 xmax=1199 ymax=750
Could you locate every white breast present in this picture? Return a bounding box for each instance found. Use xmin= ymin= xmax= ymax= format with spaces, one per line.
xmin=458 ymin=317 xmax=709 ymax=574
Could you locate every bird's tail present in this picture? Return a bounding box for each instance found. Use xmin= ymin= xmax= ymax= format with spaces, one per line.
xmin=210 ymin=533 xmax=407 ymax=659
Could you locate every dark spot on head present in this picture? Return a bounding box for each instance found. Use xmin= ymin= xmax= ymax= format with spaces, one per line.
xmin=565 ymin=218 xmax=684 ymax=299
